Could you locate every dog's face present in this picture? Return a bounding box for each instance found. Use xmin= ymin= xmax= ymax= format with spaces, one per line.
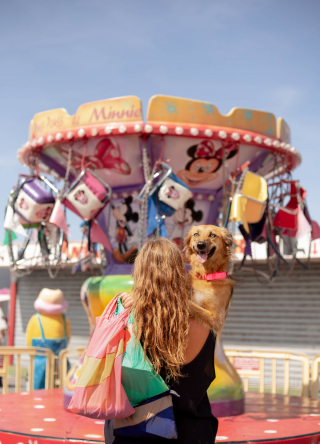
xmin=184 ymin=225 xmax=233 ymax=271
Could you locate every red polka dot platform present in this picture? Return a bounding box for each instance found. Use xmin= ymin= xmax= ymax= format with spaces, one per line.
xmin=0 ymin=389 xmax=320 ymax=444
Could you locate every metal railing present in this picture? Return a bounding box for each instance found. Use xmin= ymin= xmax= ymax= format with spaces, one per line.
xmin=58 ymin=347 xmax=85 ymax=388
xmin=311 ymin=354 xmax=320 ymax=400
xmin=0 ymin=346 xmax=55 ymax=394
xmin=225 ymin=349 xmax=310 ymax=397
xmin=3 ymin=345 xmax=320 ymax=401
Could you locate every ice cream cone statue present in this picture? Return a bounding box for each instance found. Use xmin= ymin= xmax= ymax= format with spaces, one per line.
xmin=26 ymin=288 xmax=71 ymax=390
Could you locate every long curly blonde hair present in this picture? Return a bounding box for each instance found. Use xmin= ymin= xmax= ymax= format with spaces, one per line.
xmin=132 ymin=237 xmax=190 ymax=379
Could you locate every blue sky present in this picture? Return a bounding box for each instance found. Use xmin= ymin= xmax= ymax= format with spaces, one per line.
xmin=1 ymin=0 xmax=319 ymax=238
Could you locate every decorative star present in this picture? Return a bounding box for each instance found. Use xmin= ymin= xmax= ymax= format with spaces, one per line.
xmin=122 ymin=100 xmax=132 ymax=108
xmin=267 ymin=127 xmax=273 ymax=136
xmin=267 ymin=113 xmax=273 ymax=121
xmin=165 ymin=102 xmax=177 ymax=114
xmin=202 ymin=103 xmax=214 ymax=115
xmin=243 ymin=110 xmax=253 ymax=121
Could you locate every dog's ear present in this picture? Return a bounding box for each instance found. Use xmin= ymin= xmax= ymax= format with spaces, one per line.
xmin=184 ymin=226 xmax=195 ymax=255
xmin=220 ymin=228 xmax=233 ymax=254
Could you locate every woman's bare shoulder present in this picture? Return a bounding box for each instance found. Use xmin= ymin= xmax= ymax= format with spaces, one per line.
xmin=184 ymin=318 xmax=210 ymax=364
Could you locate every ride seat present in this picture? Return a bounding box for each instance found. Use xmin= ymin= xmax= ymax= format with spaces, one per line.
xmin=62 ymin=169 xmax=112 ymax=221
xmin=273 ymin=182 xmax=306 ymax=233
xmin=230 ymin=171 xmax=268 ymax=233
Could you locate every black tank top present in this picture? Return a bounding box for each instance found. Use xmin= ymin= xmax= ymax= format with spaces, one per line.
xmin=104 ymin=331 xmax=218 ymax=444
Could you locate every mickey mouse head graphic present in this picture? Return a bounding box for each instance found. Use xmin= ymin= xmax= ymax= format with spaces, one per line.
xmin=18 ymin=198 xmax=29 ymax=210
xmin=112 ymin=196 xmax=139 ymax=263
xmin=74 ymin=190 xmax=88 ymax=204
xmin=173 ymin=198 xmax=203 ymax=229
xmin=177 ymin=140 xmax=238 ymax=187
xmin=35 ymin=206 xmax=52 ymax=221
xmin=166 ymin=186 xmax=180 ymax=200
xmin=172 ymin=198 xmax=203 ymax=249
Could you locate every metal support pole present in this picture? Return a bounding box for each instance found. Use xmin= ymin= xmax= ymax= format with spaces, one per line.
xmin=8 ymin=271 xmax=17 ymax=365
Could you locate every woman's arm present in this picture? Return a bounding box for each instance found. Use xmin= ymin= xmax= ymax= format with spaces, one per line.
xmin=184 ymin=318 xmax=210 ymax=364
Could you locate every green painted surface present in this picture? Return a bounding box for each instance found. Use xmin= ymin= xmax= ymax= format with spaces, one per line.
xmin=84 ymin=275 xmax=133 ymax=318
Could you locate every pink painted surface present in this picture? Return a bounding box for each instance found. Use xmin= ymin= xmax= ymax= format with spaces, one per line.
xmin=1 ymin=390 xmax=320 ymax=443
xmin=90 ymin=220 xmax=112 ymax=251
xmin=49 ymin=199 xmax=70 ymax=235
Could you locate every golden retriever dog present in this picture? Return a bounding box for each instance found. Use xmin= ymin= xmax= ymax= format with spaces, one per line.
xmin=185 ymin=225 xmax=235 ymax=333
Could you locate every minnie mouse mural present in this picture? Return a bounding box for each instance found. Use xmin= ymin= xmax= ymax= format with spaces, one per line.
xmin=53 ymin=138 xmax=132 ymax=178
xmin=88 ymin=138 xmax=131 ymax=175
xmin=177 ymin=140 xmax=238 ymax=187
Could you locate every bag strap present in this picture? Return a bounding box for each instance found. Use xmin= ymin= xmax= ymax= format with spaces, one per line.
xmin=98 ymin=293 xmax=125 ymax=324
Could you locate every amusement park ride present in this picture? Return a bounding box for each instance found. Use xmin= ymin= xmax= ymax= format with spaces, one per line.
xmin=1 ymin=95 xmax=320 ymax=444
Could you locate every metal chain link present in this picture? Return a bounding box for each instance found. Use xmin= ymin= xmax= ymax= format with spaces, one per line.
xmin=179 ymin=206 xmax=187 ymax=250
xmin=45 ymin=145 xmax=73 ymax=276
xmin=7 ymin=146 xmax=73 ymax=279
xmin=7 ymin=229 xmax=35 ymax=278
xmin=62 ymin=146 xmax=73 ymax=195
xmin=138 ymin=141 xmax=152 ymax=250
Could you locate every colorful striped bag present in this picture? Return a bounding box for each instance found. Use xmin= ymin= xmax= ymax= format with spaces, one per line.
xmin=68 ymin=294 xmax=134 ymax=419
xmin=68 ymin=294 xmax=178 ymax=439
xmin=114 ymin=300 xmax=178 ymax=439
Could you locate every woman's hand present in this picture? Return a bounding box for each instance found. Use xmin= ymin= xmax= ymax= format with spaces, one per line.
xmin=121 ymin=292 xmax=135 ymax=309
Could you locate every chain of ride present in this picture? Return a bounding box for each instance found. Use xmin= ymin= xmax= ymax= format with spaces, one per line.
xmin=137 ymin=139 xmax=153 ymax=250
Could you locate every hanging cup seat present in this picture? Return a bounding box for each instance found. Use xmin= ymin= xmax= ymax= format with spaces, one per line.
xmin=273 ymin=182 xmax=306 ymax=236
xmin=12 ymin=177 xmax=56 ymax=225
xmin=312 ymin=220 xmax=320 ymax=241
xmin=230 ymin=171 xmax=268 ymax=233
xmin=61 ymin=168 xmax=112 ymax=222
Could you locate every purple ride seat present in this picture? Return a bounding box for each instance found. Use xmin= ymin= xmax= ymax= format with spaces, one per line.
xmin=13 ymin=178 xmax=55 ymax=224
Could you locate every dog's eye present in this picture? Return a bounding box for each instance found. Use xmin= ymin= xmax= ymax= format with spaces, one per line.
xmin=193 ymin=233 xmax=199 ymax=237
xmin=209 ymin=232 xmax=216 ymax=238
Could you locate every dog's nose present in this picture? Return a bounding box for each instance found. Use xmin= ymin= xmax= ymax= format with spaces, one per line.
xmin=197 ymin=241 xmax=206 ymax=250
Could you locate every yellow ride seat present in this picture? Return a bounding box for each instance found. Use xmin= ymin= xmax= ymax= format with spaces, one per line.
xmin=230 ymin=171 xmax=268 ymax=233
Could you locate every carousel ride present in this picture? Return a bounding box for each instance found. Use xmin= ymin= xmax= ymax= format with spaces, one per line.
xmin=5 ymin=95 xmax=317 ymax=281
xmin=2 ymin=95 xmax=320 ymax=444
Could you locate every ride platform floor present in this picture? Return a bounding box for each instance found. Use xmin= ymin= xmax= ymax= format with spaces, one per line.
xmin=0 ymin=389 xmax=320 ymax=443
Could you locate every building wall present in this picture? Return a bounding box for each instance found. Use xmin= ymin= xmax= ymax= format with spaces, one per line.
xmin=223 ymin=262 xmax=320 ymax=351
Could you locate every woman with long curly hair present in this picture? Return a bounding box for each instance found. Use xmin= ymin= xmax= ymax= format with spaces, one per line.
xmin=105 ymin=237 xmax=218 ymax=444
